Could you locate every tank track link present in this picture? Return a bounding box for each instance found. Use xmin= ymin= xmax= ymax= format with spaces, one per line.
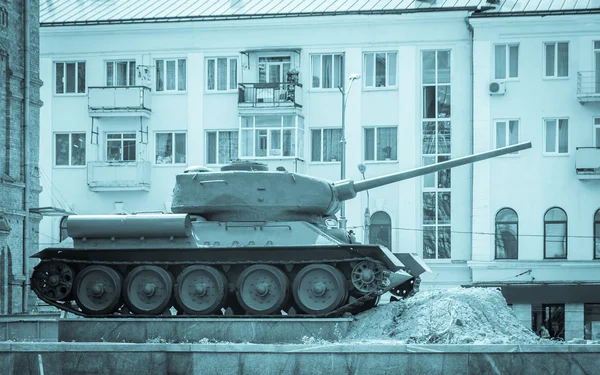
xmin=32 ymin=256 xmax=420 ymax=319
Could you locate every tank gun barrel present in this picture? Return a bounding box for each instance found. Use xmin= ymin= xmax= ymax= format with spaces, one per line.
xmin=333 ymin=141 xmax=531 ymax=201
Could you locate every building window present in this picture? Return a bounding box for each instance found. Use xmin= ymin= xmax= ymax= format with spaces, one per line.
xmin=206 ymin=57 xmax=237 ymax=91
xmin=311 ymin=128 xmax=341 ymax=162
xmin=495 ymin=208 xmax=518 ymax=259
xmin=240 ymin=115 xmax=303 ymax=158
xmin=495 ymin=120 xmax=519 ymax=150
xmin=55 ymin=133 xmax=86 ymax=166
xmin=544 ymin=207 xmax=567 ymax=259
xmin=594 ymin=209 xmax=600 ymax=259
xmin=533 ymin=304 xmax=565 ymax=340
xmin=155 ymin=58 xmax=186 ymax=92
xmin=155 ymin=132 xmax=186 ymax=164
xmin=106 ymin=60 xmax=136 ymax=86
xmin=311 ymin=54 xmax=344 ymax=89
xmin=594 ymin=118 xmax=600 ymax=147
xmin=544 ymin=42 xmax=569 ymax=78
xmin=422 ymin=50 xmax=451 ymax=260
xmin=544 ymin=118 xmax=568 ymax=154
xmin=206 ymin=130 xmax=239 ymax=165
xmin=363 ymin=52 xmax=397 ymax=88
xmin=55 ymin=62 xmax=86 ymax=94
xmin=494 ymin=44 xmax=519 ymax=80
xmin=369 ymin=211 xmax=392 ymax=251
xmin=0 ymin=7 xmax=8 ymax=28
xmin=584 ymin=303 xmax=600 ymax=340
xmin=364 ymin=127 xmax=397 ymax=161
xmin=106 ymin=133 xmax=136 ymax=161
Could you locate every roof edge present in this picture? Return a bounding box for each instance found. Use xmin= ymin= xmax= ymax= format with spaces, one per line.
xmin=470 ymin=8 xmax=600 ymax=18
xmin=40 ymin=7 xmax=492 ymax=27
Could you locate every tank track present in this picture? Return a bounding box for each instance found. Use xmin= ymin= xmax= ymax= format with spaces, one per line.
xmin=32 ymin=256 xmax=420 ymax=319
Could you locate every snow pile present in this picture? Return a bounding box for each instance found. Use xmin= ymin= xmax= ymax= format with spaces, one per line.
xmin=345 ymin=287 xmax=550 ymax=345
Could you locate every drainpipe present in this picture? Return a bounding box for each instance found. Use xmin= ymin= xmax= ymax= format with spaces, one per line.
xmin=22 ymin=0 xmax=31 ymax=313
xmin=465 ymin=16 xmax=475 ymax=264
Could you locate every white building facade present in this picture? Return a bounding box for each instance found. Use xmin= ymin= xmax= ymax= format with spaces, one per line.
xmin=37 ymin=0 xmax=600 ymax=340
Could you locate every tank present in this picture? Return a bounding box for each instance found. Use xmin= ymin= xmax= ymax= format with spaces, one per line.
xmin=30 ymin=142 xmax=531 ymax=318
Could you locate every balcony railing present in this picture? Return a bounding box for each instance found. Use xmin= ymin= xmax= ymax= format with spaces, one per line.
xmin=577 ymin=71 xmax=600 ymax=103
xmin=88 ymin=86 xmax=152 ymax=117
xmin=575 ymin=147 xmax=600 ymax=179
xmin=238 ymin=82 xmax=303 ymax=108
xmin=87 ymin=161 xmax=151 ymax=191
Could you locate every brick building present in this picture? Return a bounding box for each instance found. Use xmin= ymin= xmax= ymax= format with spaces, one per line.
xmin=0 ymin=0 xmax=42 ymax=314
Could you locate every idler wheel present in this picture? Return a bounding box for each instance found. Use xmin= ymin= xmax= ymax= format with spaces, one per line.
xmin=31 ymin=261 xmax=74 ymax=301
xmin=292 ymin=264 xmax=347 ymax=315
xmin=351 ymin=261 xmax=384 ymax=293
xmin=174 ymin=266 xmax=227 ymax=315
xmin=236 ymin=264 xmax=289 ymax=315
xmin=74 ymin=266 xmax=123 ymax=316
xmin=123 ymin=266 xmax=174 ymax=315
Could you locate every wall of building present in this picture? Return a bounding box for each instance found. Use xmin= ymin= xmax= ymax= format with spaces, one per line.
xmin=0 ymin=0 xmax=41 ymax=313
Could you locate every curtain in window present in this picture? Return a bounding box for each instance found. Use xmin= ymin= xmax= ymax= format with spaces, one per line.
xmin=156 ymin=133 xmax=172 ymax=164
xmin=544 ymin=207 xmax=567 ymax=258
xmin=558 ymin=119 xmax=568 ymax=153
xmin=545 ymin=44 xmax=555 ymax=76
xmin=494 ymin=45 xmax=506 ymax=79
xmin=323 ymin=129 xmax=341 ymax=161
xmin=66 ymin=63 xmax=75 ymax=93
xmin=509 ymin=45 xmax=519 ymax=78
xmin=282 ymin=129 xmax=294 ymax=156
xmin=178 ymin=59 xmax=186 ymax=91
xmin=217 ymin=58 xmax=227 ymax=90
xmin=56 ymin=63 xmax=64 ymax=93
xmin=77 ymin=62 xmax=86 ymax=93
xmin=557 ymin=43 xmax=568 ymax=77
xmin=207 ymin=132 xmax=217 ymax=164
xmin=166 ymin=60 xmax=176 ymax=90
xmin=322 ymin=55 xmax=332 ymax=88
xmin=156 ymin=60 xmax=164 ymax=91
xmin=55 ymin=134 xmax=69 ymax=165
xmin=311 ymin=55 xmax=320 ymax=88
xmin=495 ymin=208 xmax=518 ymax=259
xmin=595 ymin=210 xmax=600 ymax=259
xmin=376 ymin=127 xmax=397 ymax=160
xmin=229 ymin=59 xmax=237 ymax=90
xmin=207 ymin=60 xmax=215 ymax=90
xmin=375 ymin=53 xmax=386 ymax=87
xmin=509 ymin=120 xmax=519 ymax=146
xmin=174 ymin=133 xmax=186 ymax=163
xmin=106 ymin=62 xmax=114 ymax=86
xmin=241 ymin=129 xmax=253 ymax=157
xmin=364 ymin=128 xmax=375 ymax=160
xmin=218 ymin=131 xmax=238 ymax=164
xmin=116 ymin=62 xmax=128 ymax=86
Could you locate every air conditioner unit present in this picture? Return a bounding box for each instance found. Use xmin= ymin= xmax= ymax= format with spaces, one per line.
xmin=489 ymin=81 xmax=506 ymax=95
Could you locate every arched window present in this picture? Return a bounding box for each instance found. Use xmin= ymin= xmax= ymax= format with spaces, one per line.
xmin=495 ymin=208 xmax=518 ymax=259
xmin=544 ymin=207 xmax=567 ymax=259
xmin=369 ymin=211 xmax=392 ymax=251
xmin=594 ymin=209 xmax=600 ymax=259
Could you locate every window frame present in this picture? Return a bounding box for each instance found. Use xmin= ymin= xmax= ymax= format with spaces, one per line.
xmin=154 ymin=58 xmax=187 ymax=93
xmin=54 ymin=61 xmax=86 ymax=95
xmin=594 ymin=209 xmax=600 ymax=260
xmin=205 ymin=130 xmax=239 ymax=165
xmin=363 ymin=126 xmax=398 ymax=162
xmin=593 ymin=118 xmax=600 ymax=148
xmin=495 ymin=208 xmax=518 ymax=260
xmin=54 ymin=132 xmax=87 ymax=167
xmin=105 ymin=60 xmax=136 ymax=87
xmin=105 ymin=132 xmax=137 ymax=162
xmin=310 ymin=53 xmax=344 ymax=90
xmin=369 ymin=211 xmax=392 ymax=251
xmin=154 ymin=131 xmax=187 ymax=165
xmin=494 ymin=119 xmax=521 ymax=155
xmin=239 ymin=115 xmax=302 ymax=159
xmin=543 ymin=118 xmax=569 ymax=156
xmin=206 ymin=56 xmax=238 ymax=93
xmin=362 ymin=51 xmax=398 ymax=89
xmin=543 ymin=207 xmax=568 ymax=260
xmin=543 ymin=42 xmax=569 ymax=79
xmin=493 ymin=43 xmax=519 ymax=80
xmin=310 ymin=128 xmax=342 ymax=163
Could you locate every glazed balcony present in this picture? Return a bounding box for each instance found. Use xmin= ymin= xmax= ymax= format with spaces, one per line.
xmin=577 ymin=71 xmax=600 ymax=103
xmin=238 ymin=83 xmax=303 ymax=109
xmin=88 ymin=86 xmax=152 ymax=117
xmin=87 ymin=161 xmax=151 ymax=191
xmin=575 ymin=147 xmax=600 ymax=179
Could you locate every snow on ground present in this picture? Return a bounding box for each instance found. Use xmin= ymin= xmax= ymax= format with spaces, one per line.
xmin=344 ymin=287 xmax=554 ymax=345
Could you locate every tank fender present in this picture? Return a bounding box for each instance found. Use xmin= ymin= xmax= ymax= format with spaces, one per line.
xmin=393 ymin=252 xmax=432 ymax=277
xmin=66 ymin=214 xmax=192 ymax=239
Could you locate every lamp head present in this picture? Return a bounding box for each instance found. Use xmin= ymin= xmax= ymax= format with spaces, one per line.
xmin=348 ymin=74 xmax=361 ymax=81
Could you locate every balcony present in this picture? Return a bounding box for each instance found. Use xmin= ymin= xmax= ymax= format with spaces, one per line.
xmin=575 ymin=147 xmax=600 ymax=179
xmin=577 ymin=71 xmax=600 ymax=103
xmin=88 ymin=86 xmax=152 ymax=117
xmin=87 ymin=161 xmax=151 ymax=191
xmin=238 ymin=83 xmax=303 ymax=109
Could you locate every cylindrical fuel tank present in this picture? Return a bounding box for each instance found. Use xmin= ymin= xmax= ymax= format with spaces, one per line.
xmin=66 ymin=214 xmax=192 ymax=239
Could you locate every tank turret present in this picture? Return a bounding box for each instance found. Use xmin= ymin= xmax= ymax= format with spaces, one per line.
xmin=172 ymin=141 xmax=532 ymax=222
xmin=30 ymin=141 xmax=532 ymax=318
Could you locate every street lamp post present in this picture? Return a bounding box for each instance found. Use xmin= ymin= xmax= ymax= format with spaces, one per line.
xmin=338 ymin=73 xmax=361 ymax=230
xmin=358 ymin=163 xmax=370 ymax=244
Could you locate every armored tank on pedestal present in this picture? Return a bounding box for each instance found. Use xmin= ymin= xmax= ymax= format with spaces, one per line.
xmin=31 ymin=142 xmax=531 ymax=318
